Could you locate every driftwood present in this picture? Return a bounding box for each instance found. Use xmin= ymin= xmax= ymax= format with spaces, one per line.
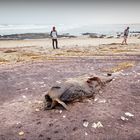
xmin=44 ymin=74 xmax=113 ymax=110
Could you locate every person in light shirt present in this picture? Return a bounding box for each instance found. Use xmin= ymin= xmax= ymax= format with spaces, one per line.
xmin=50 ymin=26 xmax=59 ymax=49
xmin=121 ymin=27 xmax=130 ymax=45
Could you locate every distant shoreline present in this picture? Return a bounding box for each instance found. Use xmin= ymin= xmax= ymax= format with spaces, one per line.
xmin=0 ymin=32 xmax=140 ymax=40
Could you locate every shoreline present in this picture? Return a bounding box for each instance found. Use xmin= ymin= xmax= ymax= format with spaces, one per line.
xmin=0 ymin=31 xmax=140 ymax=40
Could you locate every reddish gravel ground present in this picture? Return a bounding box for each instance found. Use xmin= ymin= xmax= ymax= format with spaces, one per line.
xmin=0 ymin=55 xmax=140 ymax=140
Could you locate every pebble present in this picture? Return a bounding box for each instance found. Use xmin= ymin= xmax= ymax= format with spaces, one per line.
xmin=98 ymin=99 xmax=106 ymax=103
xmin=25 ymin=88 xmax=28 ymax=90
xmin=85 ymin=132 xmax=88 ymax=136
xmin=83 ymin=120 xmax=89 ymax=128
xmin=56 ymin=81 xmax=61 ymax=84
xmin=22 ymin=95 xmax=27 ymax=99
xmin=18 ymin=131 xmax=24 ymax=136
xmin=94 ymin=98 xmax=98 ymax=102
xmin=35 ymin=109 xmax=40 ymax=112
xmin=125 ymin=112 xmax=134 ymax=117
xmin=121 ymin=116 xmax=128 ymax=121
xmin=92 ymin=121 xmax=103 ymax=128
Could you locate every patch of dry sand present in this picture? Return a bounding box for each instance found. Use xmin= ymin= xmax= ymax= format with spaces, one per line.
xmin=0 ymin=39 xmax=140 ymax=65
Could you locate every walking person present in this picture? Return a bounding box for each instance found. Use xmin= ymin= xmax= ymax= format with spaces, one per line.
xmin=50 ymin=26 xmax=59 ymax=49
xmin=121 ymin=27 xmax=130 ymax=45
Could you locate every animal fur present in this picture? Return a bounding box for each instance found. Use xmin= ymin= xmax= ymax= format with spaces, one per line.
xmin=44 ymin=74 xmax=113 ymax=110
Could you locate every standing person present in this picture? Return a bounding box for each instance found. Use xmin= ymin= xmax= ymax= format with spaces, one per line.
xmin=50 ymin=26 xmax=59 ymax=49
xmin=121 ymin=27 xmax=130 ymax=45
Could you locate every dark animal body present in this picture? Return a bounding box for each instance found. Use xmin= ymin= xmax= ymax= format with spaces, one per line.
xmin=44 ymin=74 xmax=113 ymax=110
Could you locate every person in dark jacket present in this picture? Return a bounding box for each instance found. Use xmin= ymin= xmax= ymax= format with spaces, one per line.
xmin=121 ymin=27 xmax=130 ymax=45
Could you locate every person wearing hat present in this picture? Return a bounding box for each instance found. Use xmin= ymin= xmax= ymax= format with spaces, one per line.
xmin=121 ymin=27 xmax=130 ymax=45
xmin=50 ymin=26 xmax=59 ymax=49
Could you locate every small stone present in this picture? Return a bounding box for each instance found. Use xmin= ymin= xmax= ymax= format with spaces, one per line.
xmin=22 ymin=95 xmax=26 ymax=99
xmin=18 ymin=131 xmax=24 ymax=136
xmin=92 ymin=121 xmax=103 ymax=128
xmin=25 ymin=88 xmax=28 ymax=90
xmin=121 ymin=116 xmax=128 ymax=121
xmin=85 ymin=132 xmax=88 ymax=136
xmin=16 ymin=122 xmax=21 ymax=125
xmin=16 ymin=122 xmax=22 ymax=128
xmin=96 ymin=121 xmax=103 ymax=128
xmin=98 ymin=99 xmax=106 ymax=103
xmin=125 ymin=112 xmax=134 ymax=117
xmin=107 ymin=73 xmax=112 ymax=76
xmin=35 ymin=109 xmax=40 ymax=112
xmin=73 ymin=127 xmax=78 ymax=131
xmin=94 ymin=98 xmax=98 ymax=102
xmin=83 ymin=120 xmax=89 ymax=127
xmin=63 ymin=115 xmax=66 ymax=118
xmin=56 ymin=81 xmax=61 ymax=84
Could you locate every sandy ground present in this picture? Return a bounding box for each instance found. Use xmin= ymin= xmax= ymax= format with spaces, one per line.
xmin=0 ymin=37 xmax=140 ymax=140
xmin=0 ymin=36 xmax=140 ymax=49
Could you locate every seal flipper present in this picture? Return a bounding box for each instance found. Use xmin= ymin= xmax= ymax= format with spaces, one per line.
xmin=45 ymin=100 xmax=57 ymax=110
xmin=55 ymin=98 xmax=68 ymax=110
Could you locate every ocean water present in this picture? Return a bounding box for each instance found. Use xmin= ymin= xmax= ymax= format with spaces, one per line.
xmin=0 ymin=24 xmax=140 ymax=36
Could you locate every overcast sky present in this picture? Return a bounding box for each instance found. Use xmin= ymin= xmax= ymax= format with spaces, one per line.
xmin=0 ymin=0 xmax=140 ymax=25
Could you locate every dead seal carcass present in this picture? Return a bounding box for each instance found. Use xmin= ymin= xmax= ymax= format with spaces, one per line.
xmin=44 ymin=74 xmax=113 ymax=110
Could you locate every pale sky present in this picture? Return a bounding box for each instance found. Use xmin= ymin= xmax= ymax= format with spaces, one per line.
xmin=0 ymin=0 xmax=140 ymax=25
